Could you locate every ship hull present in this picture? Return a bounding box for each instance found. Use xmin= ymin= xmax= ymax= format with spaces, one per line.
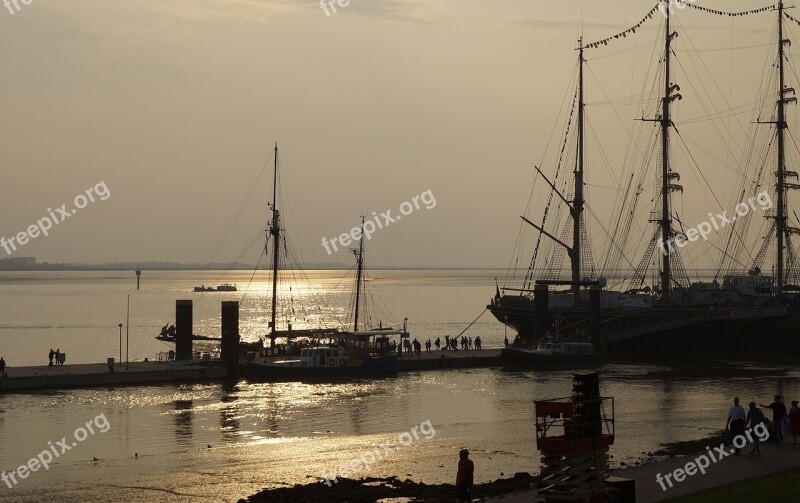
xmin=246 ymin=356 xmax=398 ymax=382
xmin=500 ymin=347 xmax=602 ymax=366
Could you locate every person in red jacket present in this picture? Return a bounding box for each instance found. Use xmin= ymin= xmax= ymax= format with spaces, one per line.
xmin=456 ymin=448 xmax=474 ymax=502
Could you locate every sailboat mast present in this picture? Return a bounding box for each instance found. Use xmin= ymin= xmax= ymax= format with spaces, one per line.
xmin=353 ymin=216 xmax=365 ymax=331
xmin=571 ymin=38 xmax=585 ymax=293
xmin=777 ymin=0 xmax=787 ymax=295
xmin=660 ymin=6 xmax=674 ymax=305
xmin=269 ymin=143 xmax=280 ymax=348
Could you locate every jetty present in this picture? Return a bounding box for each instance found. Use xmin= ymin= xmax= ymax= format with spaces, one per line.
xmin=0 ymin=349 xmax=502 ymax=392
xmin=0 ymin=361 xmax=228 ymax=392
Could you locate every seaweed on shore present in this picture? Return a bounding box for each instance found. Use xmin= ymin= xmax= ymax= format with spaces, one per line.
xmin=653 ymin=430 xmax=729 ymax=457
xmin=239 ymin=472 xmax=536 ymax=503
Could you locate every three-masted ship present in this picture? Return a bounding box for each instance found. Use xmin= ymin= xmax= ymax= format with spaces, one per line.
xmin=491 ymin=1 xmax=800 ymax=359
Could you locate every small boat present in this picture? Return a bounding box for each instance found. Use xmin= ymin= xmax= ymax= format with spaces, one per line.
xmin=501 ymin=340 xmax=601 ymax=366
xmin=192 ymin=284 xmax=238 ymax=292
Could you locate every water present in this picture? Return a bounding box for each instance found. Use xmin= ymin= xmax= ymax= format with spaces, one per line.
xmin=0 ymin=271 xmax=797 ymax=502
xmin=0 ymin=269 xmax=507 ymax=366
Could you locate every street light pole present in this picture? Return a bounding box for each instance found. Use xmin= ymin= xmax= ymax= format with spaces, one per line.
xmin=118 ymin=323 xmax=123 ymax=364
xmin=126 ymin=295 xmax=130 ymax=370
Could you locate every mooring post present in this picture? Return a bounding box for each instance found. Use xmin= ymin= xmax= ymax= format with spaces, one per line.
xmin=176 ymin=300 xmax=193 ymax=361
xmin=534 ymin=284 xmax=549 ymax=341
xmin=221 ymin=301 xmax=240 ymax=370
xmin=590 ymin=284 xmax=601 ymax=349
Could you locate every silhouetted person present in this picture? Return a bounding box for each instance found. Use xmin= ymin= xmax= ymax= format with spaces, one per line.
xmin=760 ymin=395 xmax=787 ymax=442
xmin=456 ymin=448 xmax=474 ymax=502
xmin=726 ymin=397 xmax=746 ymax=455
xmin=475 ymin=336 xmax=482 ymax=350
xmin=425 ymin=339 xmax=431 ymax=352
xmin=746 ymin=401 xmax=766 ymax=456
xmin=49 ymin=349 xmax=55 ymax=366
xmin=444 ymin=335 xmax=450 ymax=351
xmin=435 ymin=337 xmax=441 ymax=350
xmin=55 ymin=349 xmax=61 ymax=366
xmin=0 ymin=357 xmax=5 ymax=377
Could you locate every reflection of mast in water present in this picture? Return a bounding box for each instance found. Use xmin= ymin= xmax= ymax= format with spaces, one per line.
xmin=219 ymin=384 xmax=240 ymax=439
xmin=174 ymin=399 xmax=193 ymax=442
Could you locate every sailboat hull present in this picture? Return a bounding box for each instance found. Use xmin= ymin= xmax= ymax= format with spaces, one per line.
xmin=245 ymin=356 xmax=398 ymax=382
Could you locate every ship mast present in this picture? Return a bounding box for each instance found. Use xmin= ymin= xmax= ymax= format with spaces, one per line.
xmin=776 ymin=0 xmax=792 ymax=296
xmin=269 ymin=143 xmax=280 ymax=348
xmin=659 ymin=5 xmax=681 ymax=305
xmin=571 ymin=38 xmax=585 ymax=293
xmin=353 ymin=216 xmax=365 ymax=331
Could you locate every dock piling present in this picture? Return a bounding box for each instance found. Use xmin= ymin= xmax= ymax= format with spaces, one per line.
xmin=221 ymin=301 xmax=240 ymax=369
xmin=176 ymin=300 xmax=193 ymax=361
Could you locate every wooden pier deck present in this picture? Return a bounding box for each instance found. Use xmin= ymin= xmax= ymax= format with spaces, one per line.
xmin=0 ymin=349 xmax=502 ymax=392
xmin=0 ymin=361 xmax=228 ymax=392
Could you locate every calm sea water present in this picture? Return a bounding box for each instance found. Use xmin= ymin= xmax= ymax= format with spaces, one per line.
xmin=0 ymin=271 xmax=797 ymax=502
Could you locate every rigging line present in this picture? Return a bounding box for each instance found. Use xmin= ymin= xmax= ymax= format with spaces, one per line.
xmin=508 ymin=64 xmax=579 ymax=287
xmin=675 ymin=15 xmax=777 ymax=161
xmin=676 ymin=43 xmax=772 ymax=53
xmin=588 ymin=37 xmax=661 ymax=60
xmin=586 ymin=65 xmax=659 ymax=164
xmin=195 ymin=150 xmax=273 ymax=286
xmin=454 ymin=308 xmax=487 ymax=339
xmin=584 ymin=203 xmax=639 ymax=276
xmin=239 ymin=246 xmax=267 ymax=303
xmin=672 ymin=22 xmax=750 ymax=163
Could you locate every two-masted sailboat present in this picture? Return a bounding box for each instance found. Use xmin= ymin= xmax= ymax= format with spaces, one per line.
xmin=492 ymin=2 xmax=799 ymax=359
xmin=246 ymin=148 xmax=404 ymax=381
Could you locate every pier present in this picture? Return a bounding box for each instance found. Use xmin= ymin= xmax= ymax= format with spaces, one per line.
xmin=0 ymin=349 xmax=502 ymax=392
xmin=0 ymin=361 xmax=228 ymax=392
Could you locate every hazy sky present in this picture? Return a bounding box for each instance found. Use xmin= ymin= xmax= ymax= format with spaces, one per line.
xmin=0 ymin=0 xmax=792 ymax=268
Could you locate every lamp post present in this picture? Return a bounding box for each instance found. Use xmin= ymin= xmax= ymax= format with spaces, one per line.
xmin=504 ymin=315 xmax=508 ymax=347
xmin=118 ymin=323 xmax=123 ymax=364
xmin=126 ymin=295 xmax=130 ymax=370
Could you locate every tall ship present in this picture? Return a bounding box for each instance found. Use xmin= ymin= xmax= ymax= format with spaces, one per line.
xmin=491 ymin=2 xmax=800 ymax=359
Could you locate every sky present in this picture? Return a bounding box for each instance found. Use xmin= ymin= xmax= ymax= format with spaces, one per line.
xmin=0 ymin=0 xmax=795 ymax=269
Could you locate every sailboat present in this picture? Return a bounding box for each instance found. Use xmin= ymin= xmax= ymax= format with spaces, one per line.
xmin=491 ymin=2 xmax=796 ymax=359
xmin=246 ymin=159 xmax=404 ymax=381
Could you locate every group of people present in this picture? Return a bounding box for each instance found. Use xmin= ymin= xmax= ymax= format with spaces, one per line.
xmin=434 ymin=335 xmax=482 ymax=351
xmin=48 ymin=348 xmax=64 ymax=366
xmin=725 ymin=395 xmax=800 ymax=455
xmin=390 ymin=336 xmax=483 ymax=356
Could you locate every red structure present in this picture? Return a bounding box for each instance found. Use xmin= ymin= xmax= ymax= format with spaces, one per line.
xmin=534 ymin=372 xmax=615 ymax=502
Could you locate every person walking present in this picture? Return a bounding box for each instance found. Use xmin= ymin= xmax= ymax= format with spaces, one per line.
xmin=0 ymin=357 xmax=5 ymax=377
xmin=788 ymin=400 xmax=800 ymax=445
xmin=55 ymin=349 xmax=61 ymax=366
xmin=444 ymin=335 xmax=450 ymax=351
xmin=760 ymin=395 xmax=787 ymax=442
xmin=435 ymin=337 xmax=441 ymax=351
xmin=455 ymin=449 xmax=474 ymax=502
xmin=49 ymin=349 xmax=55 ymax=366
xmin=475 ymin=336 xmax=482 ymax=350
xmin=725 ymin=397 xmax=747 ymax=455
xmin=746 ymin=401 xmax=766 ymax=456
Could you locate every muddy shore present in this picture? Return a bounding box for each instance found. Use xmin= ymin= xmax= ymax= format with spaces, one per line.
xmin=239 ymin=430 xmax=732 ymax=502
